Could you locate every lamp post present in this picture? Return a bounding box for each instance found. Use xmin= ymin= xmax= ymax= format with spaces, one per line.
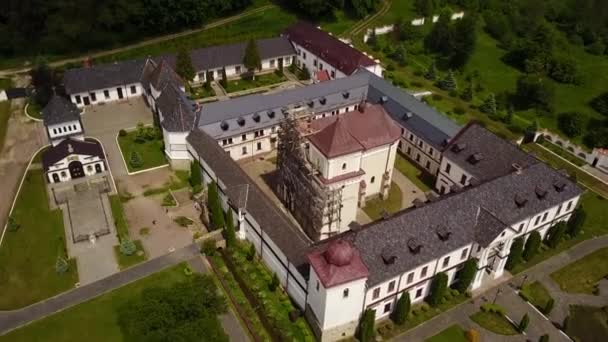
xmin=519 ymin=275 xmax=529 ymax=289
xmin=492 ymin=288 xmax=502 ymax=304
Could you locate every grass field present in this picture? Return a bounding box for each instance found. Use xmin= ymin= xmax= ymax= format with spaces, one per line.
xmin=109 ymin=194 xmax=129 ymax=240
xmin=26 ymin=99 xmax=42 ymax=119
xmin=470 ymin=311 xmax=519 ymax=335
xmin=565 ymin=305 xmax=608 ymax=342
xmin=224 ymin=72 xmax=287 ymax=93
xmin=0 ymin=264 xmax=188 ymax=342
xmin=0 ymin=78 xmax=12 ymax=90
xmin=96 ymin=6 xmax=297 ymax=65
xmin=0 ymin=169 xmax=78 ymax=309
xmin=519 ymin=281 xmax=553 ymax=311
xmin=394 ymin=153 xmax=434 ymax=192
xmin=551 ymin=247 xmax=608 ymax=294
xmin=113 ymin=240 xmax=147 ymax=270
xmin=426 ymin=325 xmax=468 ymax=342
xmin=363 ymin=182 xmax=403 ymax=220
xmin=189 ymin=85 xmax=216 ymax=99
xmin=0 ymin=101 xmax=10 ymax=152
xmin=117 ymin=131 xmax=167 ymax=172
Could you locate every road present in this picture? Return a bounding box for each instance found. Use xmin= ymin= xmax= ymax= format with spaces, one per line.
xmin=0 ymin=4 xmax=274 ymax=77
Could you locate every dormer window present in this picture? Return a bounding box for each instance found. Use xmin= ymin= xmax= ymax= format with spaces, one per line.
xmin=307 ymin=100 xmax=314 ymax=108
xmin=343 ymin=288 xmax=349 ymax=298
xmin=253 ymin=113 xmax=261 ymax=122
xmin=220 ymin=121 xmax=229 ymax=131
xmin=267 ymin=110 xmax=275 ymax=118
xmin=402 ymin=112 xmax=413 ymax=120
xmin=535 ymin=185 xmax=547 ymax=199
xmin=436 ymin=225 xmax=451 ymax=241
xmin=407 ymin=238 xmax=422 ymax=254
xmin=553 ymin=180 xmax=566 ymax=192
xmin=342 ymin=91 xmax=350 ymax=99
xmin=467 ymin=153 xmax=483 ymax=164
xmin=319 ymin=97 xmax=327 ymax=105
xmin=237 ymin=117 xmax=245 ymax=126
xmin=514 ymin=194 xmax=527 ymax=208
xmin=380 ymin=96 xmax=388 ymax=104
xmin=451 ymin=143 xmax=466 ymax=153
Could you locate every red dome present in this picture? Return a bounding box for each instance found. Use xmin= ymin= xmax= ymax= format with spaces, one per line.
xmin=324 ymin=240 xmax=354 ymax=266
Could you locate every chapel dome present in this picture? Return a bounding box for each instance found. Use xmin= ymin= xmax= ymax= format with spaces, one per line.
xmin=324 ymin=240 xmax=354 ymax=266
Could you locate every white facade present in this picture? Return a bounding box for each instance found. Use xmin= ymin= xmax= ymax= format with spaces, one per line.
xmin=398 ymin=126 xmax=442 ymax=178
xmin=47 ymin=119 xmax=84 ymax=145
xmin=70 ymin=82 xmax=143 ymax=107
xmin=46 ymin=154 xmax=106 ymax=184
xmin=193 ymin=55 xmax=294 ymax=83
xmin=219 ymin=126 xmax=279 ymax=161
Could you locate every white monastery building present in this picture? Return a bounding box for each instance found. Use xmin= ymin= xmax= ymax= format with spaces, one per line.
xmin=58 ymin=21 xmax=584 ymax=341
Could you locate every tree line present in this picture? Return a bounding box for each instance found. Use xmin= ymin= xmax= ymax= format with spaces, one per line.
xmin=0 ymin=0 xmax=252 ymax=60
xmin=280 ymin=0 xmax=381 ymax=19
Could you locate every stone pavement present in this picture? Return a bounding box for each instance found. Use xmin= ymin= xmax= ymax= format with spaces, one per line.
xmin=0 ymin=244 xmax=199 ymax=335
xmin=188 ymin=256 xmax=250 ymax=342
xmin=394 ymin=235 xmax=608 ymax=341
xmin=211 ymin=81 xmax=229 ymax=100
xmin=391 ymin=169 xmax=427 ymax=209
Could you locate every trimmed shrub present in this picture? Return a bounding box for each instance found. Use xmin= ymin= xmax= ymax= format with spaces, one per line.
xmin=539 ymin=334 xmax=549 ymax=342
xmin=269 ymin=273 xmax=280 ymax=292
xmin=546 ymin=222 xmax=567 ymax=248
xmin=506 ymin=236 xmax=525 ymax=270
xmin=129 ymin=151 xmax=143 ymax=168
xmin=189 ymin=161 xmax=202 ymax=189
xmin=224 ymin=209 xmax=236 ymax=247
xmin=357 ymin=308 xmax=375 ymax=342
xmin=543 ymin=298 xmax=554 ymax=314
xmin=519 ymin=313 xmax=529 ymax=332
xmin=481 ymin=303 xmax=506 ymax=315
xmin=455 ymin=258 xmax=477 ymax=292
xmin=120 ymin=239 xmax=137 ymax=256
xmin=523 ymin=231 xmax=541 ymax=262
xmin=6 ymin=216 xmax=20 ymax=232
xmin=207 ymin=182 xmax=225 ymax=230
xmin=118 ymin=129 xmax=127 ymax=137
xmin=201 ymin=238 xmax=216 ymax=256
xmin=466 ymin=329 xmax=480 ymax=342
xmin=392 ymin=292 xmax=411 ymax=324
xmin=246 ymin=243 xmax=256 ymax=261
xmin=428 ymin=272 xmax=448 ymax=306
xmin=567 ymin=206 xmax=586 ymax=237
xmin=55 ymin=256 xmax=69 ymax=274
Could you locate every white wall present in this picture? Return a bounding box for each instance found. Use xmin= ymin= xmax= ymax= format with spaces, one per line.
xmin=70 ymin=83 xmax=143 ymax=107
xmin=162 ymin=129 xmax=190 ymax=160
xmin=218 ymin=126 xmax=279 ymax=160
xmin=435 ymin=156 xmax=473 ymax=194
xmin=360 ymin=143 xmax=397 ymax=196
xmin=193 ymin=55 xmax=295 ymax=83
xmin=47 ymin=154 xmax=106 ymax=183
xmin=47 ymin=119 xmax=83 ymax=144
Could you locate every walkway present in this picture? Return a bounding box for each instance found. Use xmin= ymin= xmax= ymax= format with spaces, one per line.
xmin=0 ymin=4 xmax=275 ymax=76
xmin=395 ymin=235 xmax=608 ymax=341
xmin=211 ymin=81 xmax=229 ymax=101
xmin=0 ymin=244 xmax=199 ymax=335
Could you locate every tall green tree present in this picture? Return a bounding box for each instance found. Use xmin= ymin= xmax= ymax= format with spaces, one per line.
xmin=224 ymin=209 xmax=236 ymax=247
xmin=480 ymin=93 xmax=497 ymax=116
xmin=424 ymin=62 xmax=437 ymax=80
xmin=545 ymin=222 xmax=566 ymax=248
xmin=243 ymin=39 xmax=261 ymax=79
xmin=392 ymin=292 xmax=410 ymax=325
xmin=438 ymin=70 xmax=457 ymax=91
xmin=29 ymin=61 xmax=57 ymax=107
xmin=455 ymin=258 xmax=477 ymax=292
xmin=461 ymin=82 xmax=473 ymax=101
xmin=357 ymin=308 xmax=376 ymax=342
xmin=523 ymin=231 xmax=541 ymax=261
xmin=428 ymin=272 xmax=448 ymax=306
xmin=567 ymin=206 xmax=586 ymax=237
xmin=506 ymin=236 xmax=525 ymax=270
xmin=189 ymin=161 xmax=202 ymax=192
xmin=176 ymin=47 xmax=195 ymax=82
xmin=557 ymin=112 xmax=584 ymax=137
xmin=207 ymin=181 xmax=225 ymax=230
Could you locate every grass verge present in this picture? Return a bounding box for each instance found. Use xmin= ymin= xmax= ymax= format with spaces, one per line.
xmin=109 ymin=194 xmax=129 ymax=239
xmin=565 ymin=305 xmax=608 ymax=342
xmin=113 ymin=240 xmax=147 ymax=270
xmin=470 ymin=311 xmax=519 ymax=335
xmin=363 ymin=182 xmax=403 ymax=220
xmin=0 ymin=101 xmax=10 ymax=152
xmin=117 ymin=130 xmax=167 ymax=173
xmin=394 ymin=153 xmax=434 ymax=192
xmin=551 ymin=247 xmax=608 ymax=294
xmin=426 ymin=324 xmax=468 ymax=342
xmin=0 ymin=169 xmax=77 ymax=309
xmin=0 ymin=263 xmax=188 ymax=342
xmin=539 ymin=139 xmax=586 ymax=167
xmin=519 ymin=281 xmax=553 ymax=311
xmin=224 ymin=72 xmax=287 ymax=93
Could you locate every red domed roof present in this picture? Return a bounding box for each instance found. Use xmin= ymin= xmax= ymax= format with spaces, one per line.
xmin=324 ymin=240 xmax=354 ymax=266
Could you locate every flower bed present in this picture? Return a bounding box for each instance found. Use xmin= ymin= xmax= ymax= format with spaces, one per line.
xmin=222 ymin=243 xmax=315 ymax=341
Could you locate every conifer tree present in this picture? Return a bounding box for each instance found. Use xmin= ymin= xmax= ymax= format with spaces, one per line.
xmin=424 ymin=61 xmax=437 ymax=80
xmin=358 ymin=309 xmax=376 ymax=342
xmin=243 ymin=39 xmax=261 ymax=79
xmin=428 ymin=272 xmax=448 ymax=306
xmin=392 ymin=292 xmax=411 ymax=325
xmin=480 ymin=93 xmax=497 ymax=116
xmin=506 ymin=237 xmax=524 ymax=270
xmin=224 ymin=209 xmax=236 ymax=247
xmin=207 ymin=181 xmax=225 ymax=230
xmin=455 ymin=258 xmax=477 ymax=292
xmin=176 ymin=47 xmax=195 ymax=82
xmin=439 ymin=70 xmax=457 ymax=91
xmin=523 ymin=231 xmax=541 ymax=261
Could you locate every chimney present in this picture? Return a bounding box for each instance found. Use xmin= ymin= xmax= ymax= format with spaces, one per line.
xmin=512 ymin=163 xmax=523 ymax=174
xmin=358 ymin=99 xmax=367 ymax=113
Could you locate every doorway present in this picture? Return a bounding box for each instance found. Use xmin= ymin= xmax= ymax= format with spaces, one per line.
xmin=83 ymin=96 xmax=90 ymax=106
xmin=52 ymin=173 xmax=60 ymax=183
xmin=68 ymin=161 xmax=85 ymax=179
xmin=95 ymin=163 xmax=102 ymax=173
xmin=117 ymin=87 xmax=123 ymax=99
xmin=592 ymin=157 xmax=599 ymax=167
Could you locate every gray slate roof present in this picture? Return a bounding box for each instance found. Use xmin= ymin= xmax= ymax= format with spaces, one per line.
xmin=443 ymin=123 xmax=538 ymax=182
xmin=319 ymin=159 xmax=582 ymax=285
xmin=157 ymin=84 xmax=197 ymax=132
xmin=63 ymin=59 xmax=147 ymax=94
xmin=42 ymin=95 xmax=81 ymax=126
xmin=197 ymin=69 xmax=461 ymax=147
xmin=187 ymin=128 xmax=311 ymax=266
xmin=42 ymin=138 xmax=104 ymax=171
xmin=190 ymin=37 xmax=295 ymax=71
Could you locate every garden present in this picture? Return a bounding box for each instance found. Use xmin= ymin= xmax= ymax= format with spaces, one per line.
xmin=0 ymin=263 xmax=226 ymax=342
xmin=564 ymin=305 xmax=608 ymax=342
xmin=0 ymin=168 xmax=78 ymax=309
xmin=394 ymin=153 xmax=434 ymax=192
xmin=425 ymin=325 xmax=468 ymax=342
xmin=189 ymin=85 xmax=215 ymax=100
xmin=519 ymin=281 xmax=554 ymax=314
xmin=469 ymin=304 xmax=519 ymax=336
xmin=363 ymin=182 xmax=403 ymax=220
xmin=117 ymin=123 xmax=167 ymax=173
xmin=109 ymin=194 xmax=147 ymax=269
xmin=26 ymin=99 xmax=43 ymax=120
xmin=223 ymin=71 xmax=287 ymax=94
xmin=551 ymin=247 xmax=608 ymax=294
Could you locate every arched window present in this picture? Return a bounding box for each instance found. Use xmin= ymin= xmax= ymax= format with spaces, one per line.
xmin=60 ymin=171 xmax=66 ymax=177
xmin=370 ymin=176 xmax=375 ymax=183
xmin=342 ymin=163 xmax=347 ymax=170
xmin=343 ymin=288 xmax=349 ymax=298
xmin=86 ymin=165 xmax=93 ymax=172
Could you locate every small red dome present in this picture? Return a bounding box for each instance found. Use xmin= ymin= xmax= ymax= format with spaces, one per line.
xmin=324 ymin=240 xmax=354 ymax=266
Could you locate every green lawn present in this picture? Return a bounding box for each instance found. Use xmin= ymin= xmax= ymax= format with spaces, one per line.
xmin=520 ymin=281 xmax=553 ymax=311
xmin=0 ymin=101 xmax=10 ymax=152
xmin=394 ymin=153 xmax=434 ymax=192
xmin=96 ymin=6 xmax=297 ymax=64
xmin=363 ymin=182 xmax=403 ymax=220
xmin=470 ymin=311 xmax=519 ymax=335
xmin=113 ymin=240 xmax=147 ymax=270
xmin=565 ymin=305 xmax=608 ymax=342
xmin=0 ymin=169 xmax=78 ymax=309
xmin=117 ymin=130 xmax=167 ymax=172
xmin=0 ymin=77 xmax=12 ymax=90
xmin=189 ymin=85 xmax=216 ymax=99
xmin=26 ymin=99 xmax=42 ymax=119
xmin=522 ymin=143 xmax=608 ymax=198
xmin=321 ymin=10 xmax=359 ymax=36
xmin=425 ymin=325 xmax=468 ymax=342
xmin=109 ymin=194 xmax=129 ymax=240
xmin=371 ymin=0 xmax=416 ymax=27
xmin=224 ymin=72 xmax=287 ymax=93
xmin=0 ymin=264 xmax=188 ymax=342
xmin=511 ymin=191 xmax=608 ymax=274
xmin=551 ymin=247 xmax=608 ymax=294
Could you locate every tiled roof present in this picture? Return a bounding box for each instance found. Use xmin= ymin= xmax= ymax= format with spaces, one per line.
xmin=308 ymin=104 xmax=401 ymax=158
xmin=190 ymin=37 xmax=295 ymax=71
xmin=310 ymin=160 xmax=582 ymax=285
xmin=307 ymin=240 xmax=369 ymax=288
xmin=63 ymin=59 xmax=147 ymax=94
xmin=148 ymin=59 xmax=184 ymax=91
xmin=284 ymin=21 xmax=376 ymax=75
xmin=42 ymin=138 xmax=104 ymax=171
xmin=157 ymin=84 xmax=197 ymax=132
xmin=443 ymin=122 xmax=538 ymax=182
xmin=186 ymin=128 xmax=312 ymax=267
xmin=42 ymin=95 xmax=81 ymax=126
